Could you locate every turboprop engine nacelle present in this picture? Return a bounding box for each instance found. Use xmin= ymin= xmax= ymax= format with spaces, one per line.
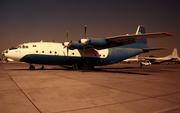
xmin=79 ymin=38 xmax=108 ymax=47
xmin=62 ymin=41 xmax=84 ymax=49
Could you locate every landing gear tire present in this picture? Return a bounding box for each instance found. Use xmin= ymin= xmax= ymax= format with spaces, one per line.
xmin=81 ymin=64 xmax=94 ymax=71
xmin=72 ymin=63 xmax=78 ymax=70
xmin=82 ymin=65 xmax=89 ymax=70
xmin=89 ymin=65 xmax=94 ymax=70
xmin=29 ymin=65 xmax=35 ymax=70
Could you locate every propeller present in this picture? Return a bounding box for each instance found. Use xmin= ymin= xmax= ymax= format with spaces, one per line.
xmin=84 ymin=25 xmax=86 ymax=38
xmin=82 ymin=25 xmax=87 ymax=58
xmin=62 ymin=31 xmax=71 ymax=58
xmin=80 ymin=25 xmax=92 ymax=58
xmin=66 ymin=31 xmax=69 ymax=57
xmin=66 ymin=31 xmax=68 ymax=41
xmin=62 ymin=25 xmax=88 ymax=58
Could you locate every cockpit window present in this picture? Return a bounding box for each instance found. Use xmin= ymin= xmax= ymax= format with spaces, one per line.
xmin=17 ymin=45 xmax=21 ymax=48
xmin=16 ymin=44 xmax=22 ymax=48
xmin=22 ymin=45 xmax=28 ymax=48
xmin=16 ymin=44 xmax=28 ymax=49
xmin=9 ymin=47 xmax=17 ymax=50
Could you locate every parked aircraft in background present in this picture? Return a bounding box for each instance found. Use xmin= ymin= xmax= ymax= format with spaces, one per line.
xmin=123 ymin=55 xmax=139 ymax=62
xmin=144 ymin=48 xmax=180 ymax=64
xmin=2 ymin=25 xmax=172 ymax=70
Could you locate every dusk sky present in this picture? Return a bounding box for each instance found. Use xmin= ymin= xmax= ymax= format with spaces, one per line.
xmin=1 ymin=0 xmax=180 ymax=56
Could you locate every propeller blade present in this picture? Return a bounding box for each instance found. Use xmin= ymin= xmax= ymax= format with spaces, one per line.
xmin=67 ymin=47 xmax=69 ymax=58
xmin=66 ymin=31 xmax=68 ymax=41
xmin=84 ymin=25 xmax=86 ymax=38
xmin=83 ymin=45 xmax=86 ymax=58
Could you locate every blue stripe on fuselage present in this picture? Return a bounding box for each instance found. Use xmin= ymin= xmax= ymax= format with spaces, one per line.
xmin=20 ymin=54 xmax=104 ymax=66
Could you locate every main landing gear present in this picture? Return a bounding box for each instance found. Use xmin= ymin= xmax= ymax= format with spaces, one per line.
xmin=72 ymin=63 xmax=94 ymax=71
xmin=72 ymin=63 xmax=78 ymax=70
xmin=29 ymin=64 xmax=44 ymax=70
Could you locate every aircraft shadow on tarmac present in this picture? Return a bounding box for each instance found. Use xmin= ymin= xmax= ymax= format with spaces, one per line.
xmin=9 ymin=66 xmax=151 ymax=75
xmin=93 ymin=68 xmax=151 ymax=75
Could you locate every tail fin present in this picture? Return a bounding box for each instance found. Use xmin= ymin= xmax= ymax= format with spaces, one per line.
xmin=136 ymin=25 xmax=147 ymax=44
xmin=136 ymin=25 xmax=146 ymax=34
xmin=171 ymin=48 xmax=179 ymax=58
xmin=135 ymin=55 xmax=138 ymax=59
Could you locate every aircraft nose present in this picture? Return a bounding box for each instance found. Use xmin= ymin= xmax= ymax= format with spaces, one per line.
xmin=4 ymin=50 xmax=8 ymax=56
xmin=3 ymin=49 xmax=17 ymax=62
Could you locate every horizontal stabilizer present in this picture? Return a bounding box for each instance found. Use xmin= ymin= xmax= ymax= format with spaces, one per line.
xmin=143 ymin=48 xmax=165 ymax=52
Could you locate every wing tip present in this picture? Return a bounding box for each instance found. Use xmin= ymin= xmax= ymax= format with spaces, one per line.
xmin=163 ymin=32 xmax=172 ymax=36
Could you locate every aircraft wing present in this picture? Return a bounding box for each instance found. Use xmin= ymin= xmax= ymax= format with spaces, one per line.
xmin=106 ymin=32 xmax=172 ymax=42
xmin=91 ymin=32 xmax=171 ymax=49
xmin=65 ymin=32 xmax=172 ymax=50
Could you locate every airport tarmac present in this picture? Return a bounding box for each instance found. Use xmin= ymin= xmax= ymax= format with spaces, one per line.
xmin=0 ymin=61 xmax=180 ymax=113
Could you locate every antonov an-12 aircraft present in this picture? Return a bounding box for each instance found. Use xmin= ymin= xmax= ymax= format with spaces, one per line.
xmin=144 ymin=48 xmax=180 ymax=64
xmin=3 ymin=25 xmax=172 ymax=70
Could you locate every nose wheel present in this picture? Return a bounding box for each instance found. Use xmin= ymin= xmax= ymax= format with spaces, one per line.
xmin=29 ymin=65 xmax=35 ymax=70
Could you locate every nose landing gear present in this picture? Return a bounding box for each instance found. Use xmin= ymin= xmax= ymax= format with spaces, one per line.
xmin=29 ymin=64 xmax=35 ymax=70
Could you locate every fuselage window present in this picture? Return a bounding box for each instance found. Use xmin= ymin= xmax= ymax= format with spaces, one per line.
xmin=55 ymin=51 xmax=57 ymax=54
xmin=72 ymin=53 xmax=74 ymax=55
xmin=42 ymin=51 xmax=44 ymax=53
xmin=103 ymin=55 xmax=105 ymax=57
xmin=50 ymin=51 xmax=52 ymax=53
xmin=33 ymin=45 xmax=36 ymax=47
xmin=26 ymin=46 xmax=28 ymax=48
xmin=36 ymin=51 xmax=38 ymax=53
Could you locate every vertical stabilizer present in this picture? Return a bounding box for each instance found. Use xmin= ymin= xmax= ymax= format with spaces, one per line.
xmin=136 ymin=25 xmax=146 ymax=34
xmin=135 ymin=55 xmax=138 ymax=59
xmin=171 ymin=48 xmax=179 ymax=58
xmin=135 ymin=25 xmax=147 ymax=44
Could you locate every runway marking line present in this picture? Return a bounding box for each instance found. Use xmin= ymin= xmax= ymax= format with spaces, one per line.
xmin=150 ymin=105 xmax=180 ymax=113
xmin=0 ymin=63 xmax=42 ymax=113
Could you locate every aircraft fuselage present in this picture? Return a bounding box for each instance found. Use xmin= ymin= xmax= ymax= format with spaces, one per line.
xmin=4 ymin=42 xmax=143 ymax=67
